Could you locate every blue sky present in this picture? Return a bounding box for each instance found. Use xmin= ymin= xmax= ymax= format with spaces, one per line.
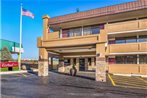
xmin=1 ymin=0 xmax=135 ymax=59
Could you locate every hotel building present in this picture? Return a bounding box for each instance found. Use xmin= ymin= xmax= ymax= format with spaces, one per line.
xmin=37 ymin=0 xmax=147 ymax=82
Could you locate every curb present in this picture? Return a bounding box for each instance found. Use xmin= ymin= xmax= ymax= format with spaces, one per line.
xmin=0 ymin=69 xmax=38 ymax=75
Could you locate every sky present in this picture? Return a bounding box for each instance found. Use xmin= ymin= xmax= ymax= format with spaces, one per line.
xmin=1 ymin=0 xmax=135 ymax=59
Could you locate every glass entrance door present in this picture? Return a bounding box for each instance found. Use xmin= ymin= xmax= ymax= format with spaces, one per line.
xmin=79 ymin=58 xmax=85 ymax=71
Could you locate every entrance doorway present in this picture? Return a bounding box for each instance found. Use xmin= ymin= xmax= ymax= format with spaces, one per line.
xmin=79 ymin=58 xmax=85 ymax=71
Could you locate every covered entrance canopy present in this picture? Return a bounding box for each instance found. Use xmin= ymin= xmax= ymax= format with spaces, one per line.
xmin=47 ymin=44 xmax=97 ymax=72
xmin=47 ymin=44 xmax=96 ymax=58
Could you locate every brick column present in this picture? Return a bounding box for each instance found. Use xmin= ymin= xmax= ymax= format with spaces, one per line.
xmin=38 ymin=48 xmax=48 ymax=76
xmin=58 ymin=57 xmax=65 ymax=72
xmin=85 ymin=58 xmax=88 ymax=71
xmin=96 ymin=43 xmax=107 ymax=82
xmin=76 ymin=58 xmax=79 ymax=71
xmin=96 ymin=57 xmax=106 ymax=82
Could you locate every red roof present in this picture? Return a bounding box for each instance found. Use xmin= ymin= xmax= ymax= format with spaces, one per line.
xmin=49 ymin=0 xmax=147 ymax=25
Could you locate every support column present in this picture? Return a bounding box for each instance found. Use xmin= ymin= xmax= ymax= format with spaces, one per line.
xmin=42 ymin=15 xmax=50 ymax=41
xmin=96 ymin=57 xmax=106 ymax=82
xmin=76 ymin=58 xmax=79 ymax=71
xmin=70 ymin=58 xmax=73 ymax=67
xmin=96 ymin=43 xmax=107 ymax=82
xmin=38 ymin=48 xmax=48 ymax=76
xmin=85 ymin=58 xmax=88 ymax=71
xmin=51 ymin=57 xmax=53 ymax=70
xmin=58 ymin=57 xmax=65 ymax=72
xmin=91 ymin=57 xmax=95 ymax=66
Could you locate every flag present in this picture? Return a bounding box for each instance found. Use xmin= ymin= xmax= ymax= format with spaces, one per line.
xmin=22 ymin=8 xmax=34 ymax=19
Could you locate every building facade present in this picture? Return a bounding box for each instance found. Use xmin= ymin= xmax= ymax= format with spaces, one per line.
xmin=37 ymin=0 xmax=147 ymax=82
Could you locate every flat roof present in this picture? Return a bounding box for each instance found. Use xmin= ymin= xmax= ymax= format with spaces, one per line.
xmin=0 ymin=39 xmax=23 ymax=53
xmin=48 ymin=0 xmax=147 ymax=25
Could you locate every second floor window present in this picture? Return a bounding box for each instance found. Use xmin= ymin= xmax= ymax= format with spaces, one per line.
xmin=138 ymin=35 xmax=147 ymax=42
xmin=109 ymin=35 xmax=147 ymax=44
xmin=62 ymin=24 xmax=103 ymax=38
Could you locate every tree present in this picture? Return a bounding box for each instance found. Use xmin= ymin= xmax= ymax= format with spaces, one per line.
xmin=0 ymin=47 xmax=13 ymax=62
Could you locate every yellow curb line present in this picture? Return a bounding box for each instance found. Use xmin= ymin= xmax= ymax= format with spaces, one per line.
xmin=108 ymin=74 xmax=116 ymax=86
xmin=136 ymin=77 xmax=147 ymax=83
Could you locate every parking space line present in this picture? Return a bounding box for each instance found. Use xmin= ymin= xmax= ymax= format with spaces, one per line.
xmin=136 ymin=77 xmax=147 ymax=83
xmin=115 ymin=82 xmax=147 ymax=88
xmin=108 ymin=74 xmax=116 ymax=86
xmin=109 ymin=74 xmax=147 ymax=90
xmin=116 ymin=84 xmax=147 ymax=90
xmin=112 ymin=79 xmax=147 ymax=84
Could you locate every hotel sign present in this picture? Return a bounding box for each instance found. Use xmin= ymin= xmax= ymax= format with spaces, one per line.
xmin=12 ymin=47 xmax=24 ymax=53
xmin=0 ymin=62 xmax=18 ymax=68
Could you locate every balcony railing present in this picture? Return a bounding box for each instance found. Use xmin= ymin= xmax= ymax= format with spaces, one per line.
xmin=42 ymin=35 xmax=99 ymax=47
xmin=107 ymin=42 xmax=147 ymax=54
xmin=107 ymin=19 xmax=147 ymax=33
xmin=109 ymin=64 xmax=147 ymax=74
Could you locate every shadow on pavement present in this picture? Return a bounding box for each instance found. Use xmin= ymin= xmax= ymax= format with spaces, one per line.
xmin=50 ymin=70 xmax=95 ymax=80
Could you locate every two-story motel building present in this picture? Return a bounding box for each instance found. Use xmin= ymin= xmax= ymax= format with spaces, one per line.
xmin=37 ymin=0 xmax=147 ymax=82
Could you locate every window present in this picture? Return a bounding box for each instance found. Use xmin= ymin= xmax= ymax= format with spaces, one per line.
xmin=126 ymin=55 xmax=137 ymax=64
xmin=62 ymin=30 xmax=69 ymax=38
xmin=108 ymin=40 xmax=115 ymax=44
xmin=115 ymin=56 xmax=125 ymax=64
xmin=74 ymin=28 xmax=82 ymax=36
xmin=108 ymin=58 xmax=116 ymax=64
xmin=83 ymin=27 xmax=91 ymax=35
xmin=115 ymin=55 xmax=137 ymax=64
xmin=115 ymin=38 xmax=126 ymax=44
xmin=138 ymin=35 xmax=147 ymax=42
xmin=64 ymin=59 xmax=70 ymax=66
xmin=113 ymin=36 xmax=137 ymax=44
xmin=88 ymin=58 xmax=91 ymax=66
xmin=91 ymin=26 xmax=100 ymax=34
xmin=62 ymin=24 xmax=104 ymax=38
xmin=139 ymin=55 xmax=147 ymax=64
xmin=125 ymin=37 xmax=137 ymax=43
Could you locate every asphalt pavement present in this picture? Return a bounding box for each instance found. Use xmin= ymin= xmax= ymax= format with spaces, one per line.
xmin=1 ymin=71 xmax=147 ymax=98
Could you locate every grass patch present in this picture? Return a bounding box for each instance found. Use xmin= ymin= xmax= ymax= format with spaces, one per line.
xmin=0 ymin=67 xmax=19 ymax=72
xmin=0 ymin=67 xmax=8 ymax=71
xmin=13 ymin=67 xmax=19 ymax=71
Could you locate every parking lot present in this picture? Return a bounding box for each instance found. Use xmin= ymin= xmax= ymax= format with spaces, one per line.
xmin=1 ymin=71 xmax=147 ymax=98
xmin=108 ymin=74 xmax=147 ymax=90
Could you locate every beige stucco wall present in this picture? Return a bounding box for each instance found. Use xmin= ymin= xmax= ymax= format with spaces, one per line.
xmin=106 ymin=19 xmax=147 ymax=33
xmin=42 ymin=35 xmax=99 ymax=47
xmin=107 ymin=42 xmax=147 ymax=53
xmin=48 ymin=31 xmax=59 ymax=40
xmin=109 ymin=64 xmax=147 ymax=75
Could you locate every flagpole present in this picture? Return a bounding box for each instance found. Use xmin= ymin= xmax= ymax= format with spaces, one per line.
xmin=18 ymin=3 xmax=22 ymax=71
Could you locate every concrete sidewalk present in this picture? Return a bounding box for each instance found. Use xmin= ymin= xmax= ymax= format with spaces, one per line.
xmin=0 ymin=69 xmax=38 ymax=75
